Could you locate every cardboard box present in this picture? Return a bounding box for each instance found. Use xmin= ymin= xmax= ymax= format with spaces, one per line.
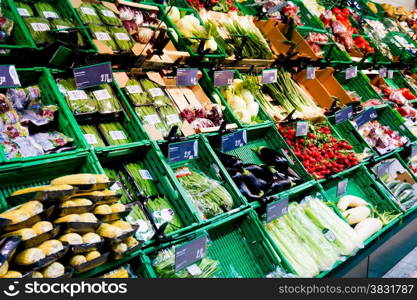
xmin=294 ymin=67 xmax=353 ymax=109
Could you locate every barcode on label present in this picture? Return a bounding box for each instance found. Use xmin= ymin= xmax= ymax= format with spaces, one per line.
xmin=67 ymin=90 xmax=88 ymax=101
xmin=149 ymin=88 xmax=164 ymax=98
xmin=43 ymin=11 xmax=59 ymax=18
xmin=167 ymin=114 xmax=180 ymax=125
xmin=139 ymin=169 xmax=153 ymax=180
xmin=17 ymin=8 xmax=30 ymax=16
xmin=95 ymin=32 xmax=111 ymax=41
xmin=102 ymin=10 xmax=116 ymax=18
xmin=81 ymin=7 xmax=96 ymax=16
xmin=144 ymin=114 xmax=161 ymax=125
xmin=115 ymin=32 xmax=130 ymax=41
xmin=31 ymin=23 xmax=50 ymax=32
xmin=126 ymin=85 xmax=142 ymax=94
xmin=109 ymin=130 xmax=127 ymax=140
xmin=84 ymin=134 xmax=98 ymax=145
xmin=93 ymin=89 xmax=111 ymax=100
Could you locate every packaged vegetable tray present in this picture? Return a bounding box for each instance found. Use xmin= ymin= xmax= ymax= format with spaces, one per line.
xmin=0 ymin=68 xmax=87 ymax=164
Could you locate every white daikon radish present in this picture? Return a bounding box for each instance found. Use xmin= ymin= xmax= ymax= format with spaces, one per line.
xmin=354 ymin=218 xmax=383 ymax=241
xmin=342 ymin=206 xmax=371 ymax=225
xmin=337 ymin=195 xmax=368 ymax=212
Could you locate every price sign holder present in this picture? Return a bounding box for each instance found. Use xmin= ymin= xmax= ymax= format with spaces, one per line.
xmin=337 ymin=178 xmax=349 ymax=197
xmin=345 ymin=66 xmax=357 ymax=80
xmin=355 ymin=107 xmax=377 ymax=128
xmin=214 ymin=70 xmax=234 ymax=87
xmin=176 ymin=68 xmax=199 ymax=86
xmin=73 ymin=62 xmax=113 ymax=89
xmin=168 ymin=140 xmax=198 ymax=163
xmin=175 ymin=235 xmax=208 ymax=272
xmin=221 ymin=130 xmax=247 ymax=152
xmin=335 ymin=106 xmax=353 ymax=124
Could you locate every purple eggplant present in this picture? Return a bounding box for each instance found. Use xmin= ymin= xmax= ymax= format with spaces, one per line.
xmin=215 ymin=150 xmax=244 ymax=169
xmin=266 ymin=179 xmax=293 ymax=196
xmin=235 ymin=180 xmax=265 ymax=201
xmin=242 ymin=170 xmax=269 ymax=192
xmin=252 ymin=146 xmax=289 ymax=169
xmin=285 ymin=167 xmax=302 ymax=184
xmin=244 ymin=164 xmax=274 ymax=183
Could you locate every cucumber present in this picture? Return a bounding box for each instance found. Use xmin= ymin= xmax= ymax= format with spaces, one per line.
xmin=398 ymin=189 xmax=414 ymax=203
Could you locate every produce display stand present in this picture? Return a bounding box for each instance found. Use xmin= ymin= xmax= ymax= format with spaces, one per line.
xmin=1 ymin=0 xmax=417 ymax=280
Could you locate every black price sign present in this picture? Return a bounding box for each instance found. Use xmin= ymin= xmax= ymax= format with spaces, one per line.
xmin=266 ymin=197 xmax=289 ymax=223
xmin=168 ymin=140 xmax=198 ymax=163
xmin=221 ymin=130 xmax=247 ymax=152
xmin=262 ymin=69 xmax=277 ymax=84
xmin=0 ymin=65 xmax=20 ymax=88
xmin=176 ymin=68 xmax=198 ymax=86
xmin=335 ymin=106 xmax=353 ymax=124
xmin=175 ymin=235 xmax=208 ymax=272
xmin=214 ymin=70 xmax=234 ymax=87
xmin=355 ymin=107 xmax=377 ymax=128
xmin=337 ymin=178 xmax=349 ymax=197
xmin=73 ymin=62 xmax=113 ymax=89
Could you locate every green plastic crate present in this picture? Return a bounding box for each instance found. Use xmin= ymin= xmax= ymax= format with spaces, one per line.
xmin=201 ymin=69 xmax=273 ymax=129
xmin=355 ymin=0 xmax=385 ymax=19
xmin=159 ymin=5 xmax=227 ymax=60
xmin=385 ymin=71 xmax=417 ymax=96
xmin=158 ymin=136 xmax=249 ymax=225
xmin=205 ymin=125 xmax=314 ymax=202
xmin=0 ymin=0 xmax=35 ymax=50
xmin=0 ymin=68 xmax=88 ymax=164
xmin=0 ymin=151 xmax=100 ymax=212
xmin=330 ymin=105 xmax=417 ymax=160
xmin=296 ymin=26 xmax=352 ymax=64
xmin=6 ymin=0 xmax=95 ymax=52
xmin=383 ymin=31 xmax=417 ymax=62
xmin=94 ymin=142 xmax=200 ymax=245
xmin=293 ymin=0 xmax=325 ymax=30
xmin=334 ymin=70 xmax=383 ymax=102
xmin=141 ymin=209 xmax=286 ymax=278
xmin=320 ymin=164 xmax=402 ymax=243
xmin=51 ymin=71 xmax=148 ymax=154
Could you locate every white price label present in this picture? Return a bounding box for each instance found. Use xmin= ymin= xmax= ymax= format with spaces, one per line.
xmin=17 ymin=8 xmax=30 ymax=17
xmin=149 ymin=88 xmax=164 ymax=98
xmin=126 ymin=85 xmax=143 ymax=94
xmin=166 ymin=114 xmax=180 ymax=125
xmin=31 ymin=23 xmax=50 ymax=32
xmin=110 ymin=181 xmax=123 ymax=192
xmin=109 ymin=130 xmax=127 ymax=140
xmin=139 ymin=169 xmax=153 ymax=180
xmin=144 ymin=114 xmax=161 ymax=125
xmin=84 ymin=134 xmax=98 ymax=145
xmin=56 ymin=25 xmax=70 ymax=32
xmin=81 ymin=7 xmax=96 ymax=16
xmin=93 ymin=89 xmax=111 ymax=101
xmin=186 ymin=264 xmax=202 ymax=276
xmin=101 ymin=9 xmax=116 ymax=18
xmin=115 ymin=32 xmax=130 ymax=41
xmin=95 ymin=32 xmax=111 ymax=41
xmin=67 ymin=90 xmax=88 ymax=101
xmin=43 ymin=11 xmax=59 ymax=19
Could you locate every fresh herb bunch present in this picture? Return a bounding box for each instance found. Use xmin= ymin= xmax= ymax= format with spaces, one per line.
xmin=34 ymin=2 xmax=61 ymax=19
xmin=124 ymin=162 xmax=158 ymax=197
xmin=110 ymin=26 xmax=134 ymax=52
xmin=15 ymin=1 xmax=34 ymax=17
xmin=88 ymin=24 xmax=118 ymax=51
xmin=124 ymin=78 xmax=150 ymax=106
xmin=135 ymin=105 xmax=167 ymax=136
xmin=141 ymin=79 xmax=172 ymax=106
xmin=24 ymin=17 xmax=54 ymax=44
xmin=77 ymin=3 xmax=101 ymax=24
xmin=91 ymin=84 xmax=122 ymax=114
xmin=94 ymin=3 xmax=123 ymax=26
xmin=146 ymin=197 xmax=183 ymax=234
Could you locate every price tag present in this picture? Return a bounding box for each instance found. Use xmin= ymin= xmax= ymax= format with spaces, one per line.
xmin=337 ymin=178 xmax=349 ymax=197
xmin=148 ymin=88 xmax=164 ymax=98
xmin=81 ymin=7 xmax=96 ymax=16
xmin=139 ymin=170 xmax=153 ymax=180
xmin=345 ymin=66 xmax=357 ymax=80
xmin=176 ymin=68 xmax=198 ymax=86
xmin=214 ymin=70 xmax=234 ymax=87
xmin=168 ymin=140 xmax=198 ymax=163
xmin=296 ymin=121 xmax=308 ymax=137
xmin=175 ymin=235 xmax=207 ymax=272
xmin=93 ymin=89 xmax=111 ymax=100
xmin=323 ymin=228 xmax=336 ymax=242
xmin=101 ymin=9 xmax=116 ymax=18
xmin=144 ymin=114 xmax=161 ymax=125
xmin=114 ymin=32 xmax=130 ymax=41
xmin=109 ymin=131 xmax=127 ymax=140
xmin=0 ymin=65 xmax=20 ymax=88
xmin=73 ymin=62 xmax=113 ymax=89
xmin=31 ymin=22 xmax=50 ymax=32
xmin=266 ymin=197 xmax=289 ymax=223
xmin=411 ymin=144 xmax=417 ymax=158
xmin=84 ymin=134 xmax=98 ymax=145
xmin=379 ymin=68 xmax=387 ymax=78
xmin=335 ymin=106 xmax=353 ymax=124
xmin=126 ymin=85 xmax=143 ymax=94
xmin=166 ymin=114 xmax=180 ymax=125
xmin=43 ymin=11 xmax=59 ymax=19
xmin=387 ymin=70 xmax=394 ymax=79
xmin=355 ymin=107 xmax=377 ymax=128
xmin=306 ymin=67 xmax=316 ymax=80
xmin=262 ymin=69 xmax=277 ymax=84
xmin=221 ymin=130 xmax=247 ymax=152
xmin=95 ymin=32 xmax=111 ymax=41
xmin=17 ymin=8 xmax=30 ymax=17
